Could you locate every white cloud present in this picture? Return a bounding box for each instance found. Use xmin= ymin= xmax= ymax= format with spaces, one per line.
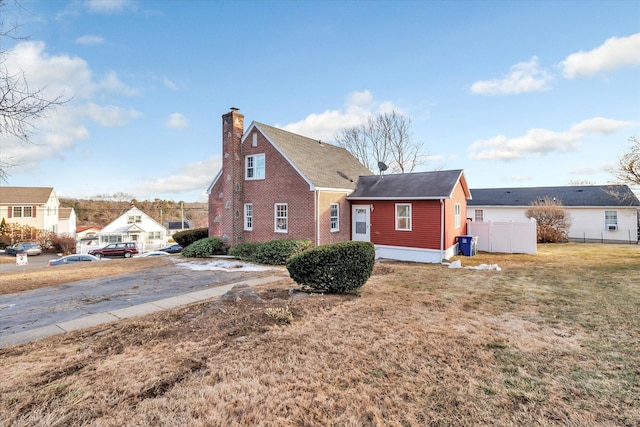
xmin=163 ymin=78 xmax=178 ymax=90
xmin=134 ymin=156 xmax=222 ymax=196
xmin=280 ymin=90 xmax=404 ymax=141
xmin=166 ymin=112 xmax=189 ymax=129
xmin=86 ymin=0 xmax=132 ymax=14
xmin=75 ymin=34 xmax=105 ymax=45
xmin=99 ymin=71 xmax=139 ymax=96
xmin=468 ymin=117 xmax=635 ymax=161
xmin=561 ymin=33 xmax=640 ymax=78
xmin=1 ymin=41 xmax=142 ymax=175
xmin=84 ymin=103 xmax=142 ymax=127
xmin=471 ymin=56 xmax=553 ymax=95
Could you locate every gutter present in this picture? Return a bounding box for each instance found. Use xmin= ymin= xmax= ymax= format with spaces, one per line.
xmin=316 ymin=190 xmax=320 ymax=246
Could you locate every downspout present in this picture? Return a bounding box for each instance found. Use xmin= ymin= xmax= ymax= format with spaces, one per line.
xmin=440 ymin=199 xmax=445 ymax=261
xmin=316 ymin=190 xmax=321 ymax=246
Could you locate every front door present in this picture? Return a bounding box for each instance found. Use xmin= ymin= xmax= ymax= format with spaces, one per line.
xmin=351 ymin=205 xmax=370 ymax=241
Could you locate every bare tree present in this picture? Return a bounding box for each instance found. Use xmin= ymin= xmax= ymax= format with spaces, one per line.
xmin=611 ymin=136 xmax=640 ymax=187
xmin=0 ymin=0 xmax=66 ymax=181
xmin=334 ymin=110 xmax=427 ymax=174
xmin=526 ymin=196 xmax=572 ymax=243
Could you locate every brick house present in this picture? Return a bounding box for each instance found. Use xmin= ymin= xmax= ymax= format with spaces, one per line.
xmin=207 ymin=109 xmax=372 ymax=247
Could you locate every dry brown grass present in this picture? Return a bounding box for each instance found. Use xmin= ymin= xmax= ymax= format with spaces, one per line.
xmin=1 ymin=243 xmax=639 ymax=426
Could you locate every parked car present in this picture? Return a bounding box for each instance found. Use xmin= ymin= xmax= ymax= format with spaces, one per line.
xmin=135 ymin=251 xmax=170 ymax=258
xmin=5 ymin=243 xmax=42 ymax=256
xmin=89 ymin=242 xmax=138 ymax=258
xmin=48 ymin=254 xmax=104 ymax=266
xmin=158 ymin=244 xmax=183 ymax=254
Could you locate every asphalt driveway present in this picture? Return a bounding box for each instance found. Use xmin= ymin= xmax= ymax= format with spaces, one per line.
xmin=0 ymin=260 xmax=283 ymax=347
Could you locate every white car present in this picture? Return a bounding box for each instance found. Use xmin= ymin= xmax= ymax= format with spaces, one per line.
xmin=135 ymin=251 xmax=170 ymax=258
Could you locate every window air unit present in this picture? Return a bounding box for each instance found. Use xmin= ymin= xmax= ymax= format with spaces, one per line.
xmin=607 ymin=224 xmax=618 ymax=231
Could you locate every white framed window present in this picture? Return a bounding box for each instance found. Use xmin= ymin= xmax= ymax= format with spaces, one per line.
xmin=274 ymin=203 xmax=288 ymax=233
xmin=605 ymin=210 xmax=618 ymax=230
xmin=474 ymin=209 xmax=483 ymax=222
xmin=13 ymin=206 xmax=23 ymax=217
xmin=330 ymin=203 xmax=339 ymax=232
xmin=454 ymin=203 xmax=461 ymax=228
xmin=246 ymin=153 xmax=265 ymax=180
xmin=395 ymin=203 xmax=412 ymax=231
xmin=147 ymin=231 xmax=162 ymax=240
xmin=127 ymin=215 xmax=141 ymax=224
xmin=244 ymin=203 xmax=253 ymax=231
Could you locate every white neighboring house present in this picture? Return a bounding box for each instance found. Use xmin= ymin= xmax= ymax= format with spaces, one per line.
xmin=57 ymin=207 xmax=77 ymax=238
xmin=467 ymin=185 xmax=640 ymax=244
xmin=96 ymin=206 xmax=168 ymax=252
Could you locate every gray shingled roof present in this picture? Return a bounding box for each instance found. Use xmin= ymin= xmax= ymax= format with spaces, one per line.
xmin=348 ymin=169 xmax=467 ymax=200
xmin=468 ymin=185 xmax=640 ymax=207
xmin=253 ymin=123 xmax=372 ymax=190
xmin=0 ymin=187 xmax=55 ymax=204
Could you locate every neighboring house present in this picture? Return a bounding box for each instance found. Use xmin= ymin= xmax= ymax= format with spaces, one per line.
xmin=467 ymin=185 xmax=640 ymax=243
xmin=97 ymin=206 xmax=168 ymax=251
xmin=57 ymin=207 xmax=77 ymax=238
xmin=207 ymin=109 xmax=372 ymax=247
xmin=347 ymin=170 xmax=471 ymax=263
xmin=76 ymin=226 xmax=103 ymax=240
xmin=166 ymin=220 xmax=192 ymax=237
xmin=0 ymin=186 xmax=60 ymax=233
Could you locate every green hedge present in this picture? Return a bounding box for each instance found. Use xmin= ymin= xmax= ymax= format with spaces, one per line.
xmin=286 ymin=241 xmax=375 ymax=293
xmin=181 ymin=237 xmax=226 ymax=258
xmin=228 ymin=239 xmax=311 ymax=265
xmin=173 ymin=227 xmax=209 ymax=248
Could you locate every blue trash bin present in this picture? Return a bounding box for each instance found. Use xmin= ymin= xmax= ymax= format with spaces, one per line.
xmin=457 ymin=235 xmax=477 ymax=256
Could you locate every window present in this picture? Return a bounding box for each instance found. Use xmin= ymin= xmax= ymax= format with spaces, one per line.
xmin=102 ymin=235 xmax=122 ymax=243
xmin=396 ymin=204 xmax=411 ymax=231
xmin=275 ymin=203 xmax=288 ymax=232
xmin=147 ymin=231 xmax=162 ymax=240
xmin=454 ymin=203 xmax=461 ymax=228
xmin=244 ymin=204 xmax=253 ymax=231
xmin=330 ymin=203 xmax=339 ymax=232
xmin=127 ymin=215 xmax=141 ymax=224
xmin=23 ymin=206 xmax=32 ymax=217
xmin=474 ymin=209 xmax=484 ymax=222
xmin=246 ymin=153 xmax=265 ymax=179
xmin=605 ymin=210 xmax=618 ymax=230
xmin=11 ymin=206 xmax=33 ymax=217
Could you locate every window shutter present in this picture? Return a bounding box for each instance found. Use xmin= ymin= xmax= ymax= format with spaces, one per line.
xmin=33 ymin=206 xmax=37 ymax=217
xmin=7 ymin=206 xmax=11 ymax=218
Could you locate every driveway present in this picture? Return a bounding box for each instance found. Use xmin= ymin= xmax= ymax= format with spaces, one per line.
xmin=0 ymin=259 xmax=284 ymax=347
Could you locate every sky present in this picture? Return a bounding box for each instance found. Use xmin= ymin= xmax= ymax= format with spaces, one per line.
xmin=1 ymin=0 xmax=639 ymax=202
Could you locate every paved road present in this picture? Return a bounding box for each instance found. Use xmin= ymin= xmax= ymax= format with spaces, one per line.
xmin=0 ymin=253 xmax=59 ymax=272
xmin=0 ymin=260 xmax=283 ymax=347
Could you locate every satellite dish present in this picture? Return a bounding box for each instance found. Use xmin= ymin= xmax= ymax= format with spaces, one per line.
xmin=378 ymin=161 xmax=388 ymax=172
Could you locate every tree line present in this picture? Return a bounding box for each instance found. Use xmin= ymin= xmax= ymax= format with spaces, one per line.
xmin=61 ymin=196 xmax=208 ymax=228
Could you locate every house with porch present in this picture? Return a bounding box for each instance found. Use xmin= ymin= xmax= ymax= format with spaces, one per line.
xmin=95 ymin=206 xmax=168 ymax=252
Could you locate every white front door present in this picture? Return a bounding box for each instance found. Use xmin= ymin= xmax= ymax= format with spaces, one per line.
xmin=351 ymin=205 xmax=370 ymax=241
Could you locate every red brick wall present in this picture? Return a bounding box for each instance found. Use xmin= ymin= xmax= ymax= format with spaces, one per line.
xmin=317 ymin=191 xmax=352 ymax=245
xmin=240 ymin=129 xmax=315 ymax=244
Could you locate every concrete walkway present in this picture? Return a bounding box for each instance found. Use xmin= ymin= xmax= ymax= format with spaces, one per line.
xmin=0 ymin=275 xmax=282 ymax=349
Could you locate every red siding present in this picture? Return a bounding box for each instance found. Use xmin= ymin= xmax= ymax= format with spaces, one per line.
xmin=365 ymin=199 xmax=443 ymax=250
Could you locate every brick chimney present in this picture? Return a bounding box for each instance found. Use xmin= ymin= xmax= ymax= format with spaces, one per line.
xmin=220 ymin=108 xmax=244 ymax=245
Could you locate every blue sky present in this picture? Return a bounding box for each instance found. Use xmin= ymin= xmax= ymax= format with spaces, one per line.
xmin=1 ymin=0 xmax=639 ymax=202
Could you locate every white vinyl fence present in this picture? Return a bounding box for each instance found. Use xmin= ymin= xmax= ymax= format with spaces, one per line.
xmin=467 ymin=219 xmax=537 ymax=254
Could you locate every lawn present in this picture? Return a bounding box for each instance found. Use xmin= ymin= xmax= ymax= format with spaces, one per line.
xmin=0 ymin=243 xmax=638 ymax=426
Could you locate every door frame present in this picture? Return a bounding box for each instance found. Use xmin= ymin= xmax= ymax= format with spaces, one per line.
xmin=351 ymin=204 xmax=370 ymax=242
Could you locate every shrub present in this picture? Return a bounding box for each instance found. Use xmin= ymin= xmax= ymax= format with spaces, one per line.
xmin=228 ymin=241 xmax=262 ymax=261
xmin=526 ymin=197 xmax=571 ymax=243
xmin=51 ymin=234 xmax=77 ymax=255
xmin=253 ymin=239 xmax=312 ymax=265
xmin=181 ymin=237 xmax=225 ymax=258
xmin=173 ymin=227 xmax=209 ymax=248
xmin=286 ymin=241 xmax=375 ymax=293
